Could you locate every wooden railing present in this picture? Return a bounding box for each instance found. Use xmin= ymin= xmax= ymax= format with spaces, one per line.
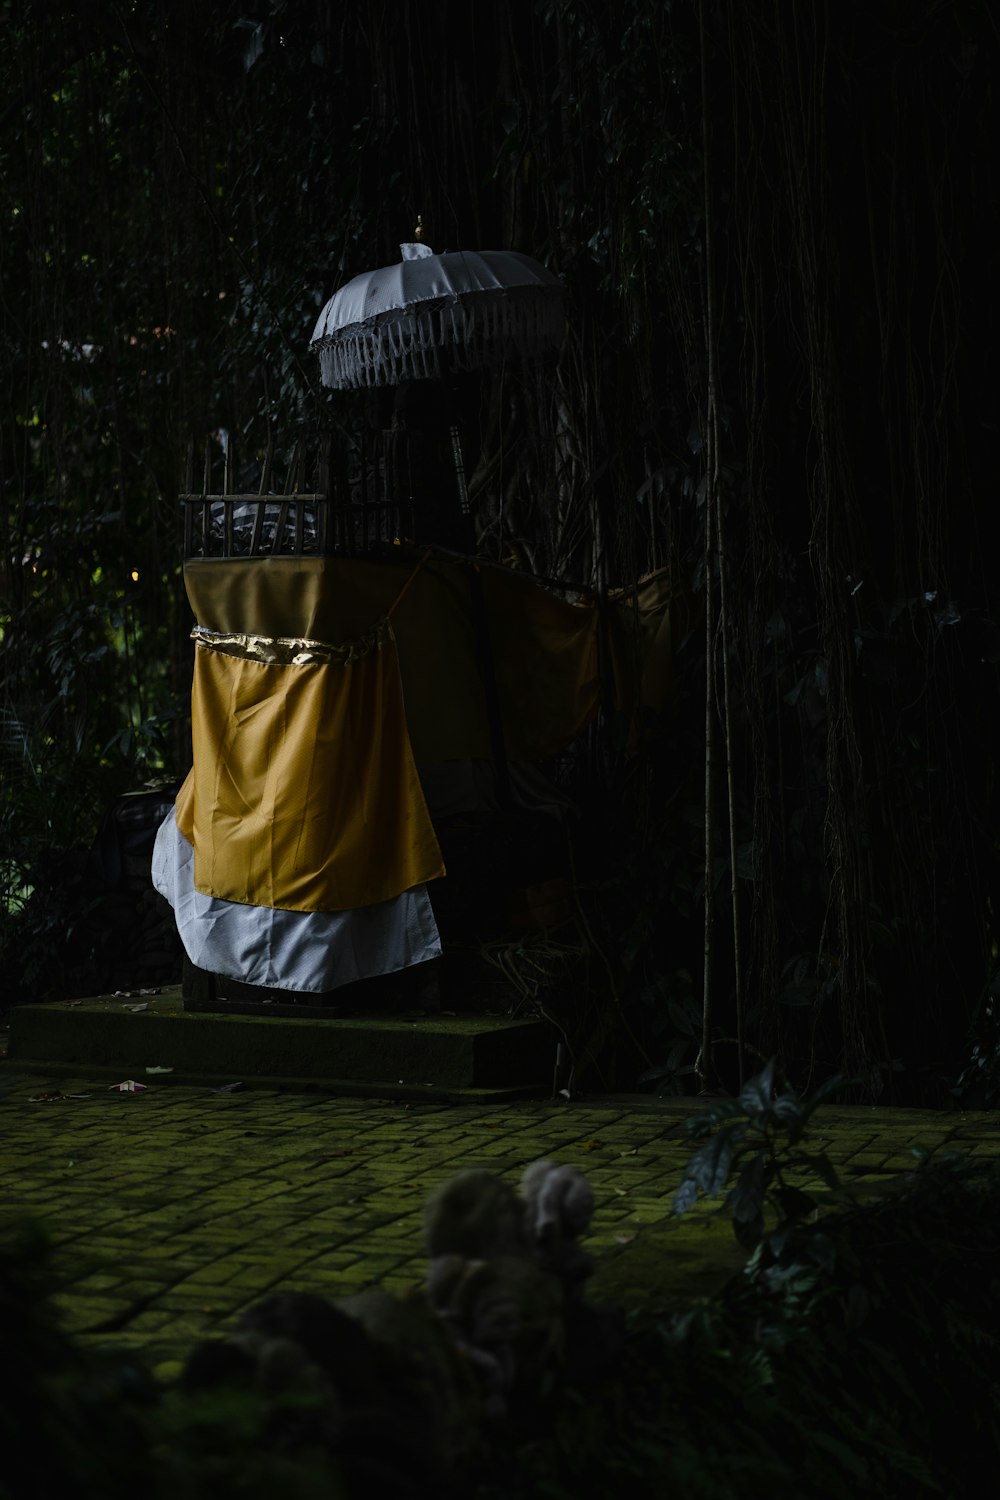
xmin=181 ymin=431 xmax=420 ymax=559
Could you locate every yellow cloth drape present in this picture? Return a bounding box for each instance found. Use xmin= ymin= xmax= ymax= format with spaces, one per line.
xmin=178 ymin=551 xmax=691 ymax=916
xmin=182 ymin=554 xmax=686 ymax=763
xmin=176 ymin=620 xmax=444 ymax=913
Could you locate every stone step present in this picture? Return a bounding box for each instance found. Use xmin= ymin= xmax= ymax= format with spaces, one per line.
xmin=6 ymin=986 xmax=558 ymax=1101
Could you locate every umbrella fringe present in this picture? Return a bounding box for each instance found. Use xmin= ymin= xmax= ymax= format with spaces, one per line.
xmin=314 ymin=288 xmax=565 ymax=389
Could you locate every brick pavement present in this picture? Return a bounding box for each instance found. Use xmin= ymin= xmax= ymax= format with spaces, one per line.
xmin=4 ymin=1066 xmax=1000 ymax=1382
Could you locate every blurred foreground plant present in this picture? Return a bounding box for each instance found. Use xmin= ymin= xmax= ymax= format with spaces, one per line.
xmin=673 ymin=1059 xmax=849 ymax=1247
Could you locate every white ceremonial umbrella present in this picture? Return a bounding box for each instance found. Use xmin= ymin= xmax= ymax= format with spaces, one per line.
xmin=310 ymin=241 xmax=565 ymax=389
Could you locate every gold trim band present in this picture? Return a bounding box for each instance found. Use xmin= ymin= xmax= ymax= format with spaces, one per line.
xmin=191 ymin=621 xmax=389 ymax=666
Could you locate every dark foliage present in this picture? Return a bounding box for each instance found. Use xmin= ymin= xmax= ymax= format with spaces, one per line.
xmin=673 ymin=1058 xmax=847 ymax=1246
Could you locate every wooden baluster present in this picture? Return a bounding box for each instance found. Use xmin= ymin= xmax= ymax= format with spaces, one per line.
xmin=249 ymin=499 xmax=265 ymax=557
xmin=274 ymin=500 xmax=290 ymax=555
xmin=317 ymin=433 xmax=330 ymax=555
xmin=202 ymin=436 xmax=212 ymax=556
xmin=287 ymin=438 xmax=303 ymax=496
xmin=182 ymin=435 xmax=195 ymax=556
xmin=259 ymin=426 xmax=274 ymax=496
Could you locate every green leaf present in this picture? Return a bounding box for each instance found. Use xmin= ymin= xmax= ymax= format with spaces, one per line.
xmin=675 ymin=1123 xmax=748 ymax=1213
xmin=738 ymin=1058 xmax=776 ymax=1114
xmin=732 ymin=1210 xmax=765 ymax=1249
xmin=793 ymin=1148 xmax=841 ymax=1192
xmin=685 ymin=1098 xmax=745 ymax=1138
xmin=726 ymin=1150 xmax=768 ymax=1224
xmin=771 ymin=1091 xmax=805 ymax=1140
xmin=688 ymin=1130 xmax=736 ymax=1197
xmin=673 ymin=1177 xmax=700 ymax=1215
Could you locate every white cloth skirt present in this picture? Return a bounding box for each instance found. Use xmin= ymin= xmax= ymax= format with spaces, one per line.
xmin=152 ymin=812 xmax=441 ymax=994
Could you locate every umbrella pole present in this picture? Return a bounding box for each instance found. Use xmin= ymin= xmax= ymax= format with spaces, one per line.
xmin=465 ymin=561 xmax=513 ymax=813
xmin=445 ymin=405 xmax=513 ymax=814
xmin=449 ymin=424 xmax=471 ymax=525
